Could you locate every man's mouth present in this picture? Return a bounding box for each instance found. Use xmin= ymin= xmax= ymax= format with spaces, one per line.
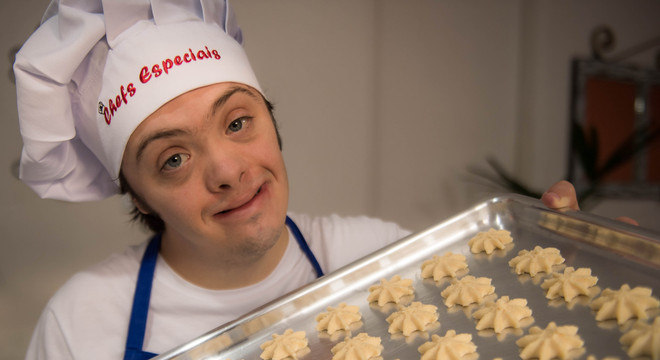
xmin=217 ymin=186 xmax=263 ymax=215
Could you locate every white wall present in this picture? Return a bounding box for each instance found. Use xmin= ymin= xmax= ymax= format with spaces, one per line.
xmin=374 ymin=1 xmax=522 ymax=228
xmin=1 ymin=1 xmax=659 ymax=358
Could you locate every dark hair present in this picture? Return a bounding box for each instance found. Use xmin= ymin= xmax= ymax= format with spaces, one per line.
xmin=119 ymin=97 xmax=281 ymax=233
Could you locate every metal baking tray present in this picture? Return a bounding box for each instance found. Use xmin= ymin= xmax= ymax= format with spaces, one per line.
xmin=154 ymin=194 xmax=660 ymax=360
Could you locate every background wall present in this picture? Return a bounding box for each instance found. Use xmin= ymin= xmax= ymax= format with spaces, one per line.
xmin=1 ymin=1 xmax=659 ymax=358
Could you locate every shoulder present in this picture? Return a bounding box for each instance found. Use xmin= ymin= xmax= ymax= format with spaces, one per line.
xmin=26 ymin=242 xmax=148 ymax=359
xmin=52 ymin=242 xmax=144 ymax=309
xmin=287 ymin=213 xmax=410 ymax=272
xmin=289 ymin=212 xmax=409 ymax=239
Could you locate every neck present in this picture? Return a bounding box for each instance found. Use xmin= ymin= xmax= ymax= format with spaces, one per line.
xmin=158 ymin=226 xmax=290 ymax=290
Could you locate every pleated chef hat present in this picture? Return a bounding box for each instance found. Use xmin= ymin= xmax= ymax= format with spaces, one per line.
xmin=14 ymin=0 xmax=261 ymax=201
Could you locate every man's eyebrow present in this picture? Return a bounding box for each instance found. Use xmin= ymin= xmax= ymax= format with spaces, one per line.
xmin=210 ymin=86 xmax=260 ymax=117
xmin=135 ymin=86 xmax=260 ymax=161
xmin=136 ymin=129 xmax=187 ymax=162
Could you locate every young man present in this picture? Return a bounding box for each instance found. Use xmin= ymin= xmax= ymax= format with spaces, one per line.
xmin=16 ymin=2 xmax=412 ymax=358
xmin=15 ymin=1 xmax=589 ymax=359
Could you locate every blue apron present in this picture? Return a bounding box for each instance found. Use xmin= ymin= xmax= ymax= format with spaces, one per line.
xmin=122 ymin=216 xmax=323 ymax=360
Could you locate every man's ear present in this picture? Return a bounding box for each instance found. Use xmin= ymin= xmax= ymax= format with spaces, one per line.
xmin=131 ymin=195 xmax=151 ymax=215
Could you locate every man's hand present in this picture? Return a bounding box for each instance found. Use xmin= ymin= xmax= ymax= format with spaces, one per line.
xmin=541 ymin=180 xmax=580 ymax=211
xmin=541 ymin=180 xmax=638 ymax=225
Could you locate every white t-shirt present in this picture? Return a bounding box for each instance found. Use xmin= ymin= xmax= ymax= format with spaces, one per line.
xmin=25 ymin=213 xmax=409 ymax=360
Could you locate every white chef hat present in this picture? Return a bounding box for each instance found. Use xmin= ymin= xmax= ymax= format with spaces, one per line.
xmin=14 ymin=0 xmax=261 ymax=202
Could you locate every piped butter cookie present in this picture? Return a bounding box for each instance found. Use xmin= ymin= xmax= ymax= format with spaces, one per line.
xmin=330 ymin=333 xmax=383 ymax=360
xmin=472 ymin=296 xmax=533 ymax=333
xmin=508 ymin=246 xmax=564 ymax=276
xmin=516 ymin=322 xmax=584 ymax=360
xmin=619 ymin=316 xmax=660 ymax=360
xmin=385 ymin=302 xmax=438 ymax=336
xmin=591 ymin=284 xmax=660 ymax=325
xmin=316 ymin=303 xmax=362 ymax=335
xmin=417 ymin=330 xmax=477 ymax=360
xmin=421 ymin=252 xmax=468 ymax=281
xmin=468 ymin=228 xmax=513 ymax=254
xmin=541 ymin=267 xmax=598 ymax=302
xmin=367 ymin=275 xmax=414 ymax=306
xmin=259 ymin=329 xmax=309 ymax=360
xmin=441 ymin=275 xmax=495 ymax=307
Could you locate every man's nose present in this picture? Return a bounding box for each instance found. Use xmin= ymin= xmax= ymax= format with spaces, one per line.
xmin=204 ymin=142 xmax=247 ymax=192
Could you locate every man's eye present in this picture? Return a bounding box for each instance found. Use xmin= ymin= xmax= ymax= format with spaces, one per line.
xmin=162 ymin=153 xmax=189 ymax=170
xmin=227 ymin=117 xmax=250 ymax=133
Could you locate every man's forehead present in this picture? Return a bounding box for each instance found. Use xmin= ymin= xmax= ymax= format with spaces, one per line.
xmin=140 ymin=83 xmax=259 ymax=130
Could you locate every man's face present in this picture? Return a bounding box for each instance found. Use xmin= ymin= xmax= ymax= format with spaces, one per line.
xmin=121 ymin=83 xmax=289 ymax=263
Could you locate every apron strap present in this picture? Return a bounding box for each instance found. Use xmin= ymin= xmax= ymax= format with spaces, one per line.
xmin=123 ymin=234 xmax=161 ymax=360
xmin=123 ymin=348 xmax=158 ymax=360
xmin=286 ymin=215 xmax=324 ymax=277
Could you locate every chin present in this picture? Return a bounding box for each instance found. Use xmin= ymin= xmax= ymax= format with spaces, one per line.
xmin=224 ymin=217 xmax=285 ymax=264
